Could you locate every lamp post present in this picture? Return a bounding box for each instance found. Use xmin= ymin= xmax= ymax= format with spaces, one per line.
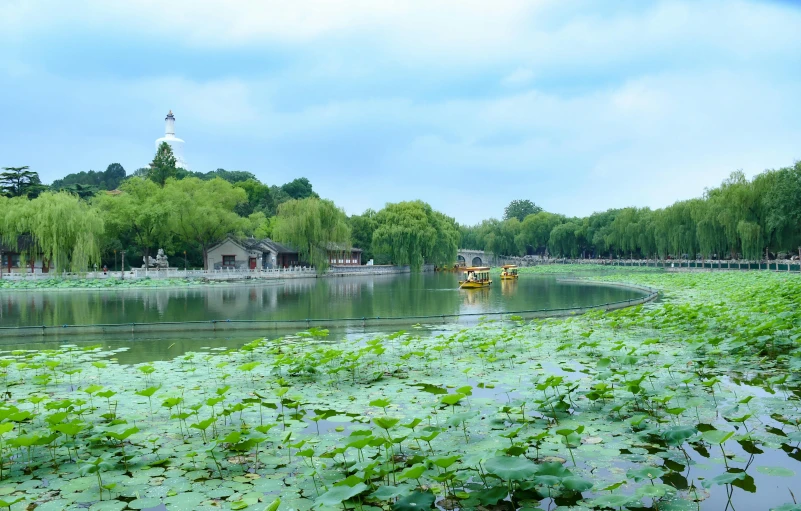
xmin=184 ymin=251 xmax=187 ymax=271
xmin=114 ymin=250 xmax=117 ymax=272
xmin=0 ymin=248 xmax=3 ymax=279
xmin=120 ymin=251 xmax=126 ymax=280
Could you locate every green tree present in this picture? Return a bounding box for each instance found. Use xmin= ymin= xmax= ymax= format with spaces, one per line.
xmin=148 ymin=142 xmax=178 ymax=187
xmin=234 ymin=179 xmax=274 ymax=216
xmin=281 ymin=177 xmax=317 ymax=200
xmin=503 ymin=199 xmax=542 ymax=222
xmin=103 ymin=163 xmax=126 ymax=189
xmin=51 ymin=163 xmax=126 ymax=191
xmin=459 ymin=219 xmax=503 ymax=251
xmin=246 ymin=212 xmax=275 ymax=239
xmin=762 ymin=162 xmax=801 ymax=257
xmin=164 ymin=177 xmax=248 ymax=269
xmin=349 ymin=209 xmax=377 ymax=263
xmin=549 ymin=221 xmax=581 ymax=258
xmin=273 ymin=197 xmax=350 ymax=272
xmin=189 ymin=169 xmax=257 ymax=183
xmin=94 ymin=178 xmax=173 ymax=265
xmin=428 ymin=211 xmax=460 ymax=266
xmin=372 ymin=200 xmax=458 ymax=270
xmin=1 ymin=166 xmax=45 ymax=198
xmin=62 ymin=183 xmax=99 ymax=200
xmin=486 ymin=218 xmax=521 ymax=257
xmin=2 ymin=192 xmax=103 ymax=271
xmin=517 ymin=212 xmax=564 ymax=255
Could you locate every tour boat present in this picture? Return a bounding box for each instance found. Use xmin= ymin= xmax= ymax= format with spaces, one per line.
xmin=459 ymin=266 xmax=492 ymax=289
xmin=500 ymin=264 xmax=519 ymax=280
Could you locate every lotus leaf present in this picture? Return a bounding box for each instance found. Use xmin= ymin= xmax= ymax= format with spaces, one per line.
xmin=701 ymin=471 xmax=746 ymax=488
xmin=589 ymin=494 xmax=637 ymax=508
xmin=392 ymin=490 xmax=435 ymax=511
xmin=702 ymin=430 xmax=735 ymax=445
xmin=484 ymin=456 xmax=538 ymax=481
xmin=755 ymin=466 xmax=795 ymax=477
xmin=561 ymin=476 xmax=593 ymax=492
xmin=371 ymin=484 xmax=414 ymax=500
xmin=316 ymin=482 xmax=369 ymax=507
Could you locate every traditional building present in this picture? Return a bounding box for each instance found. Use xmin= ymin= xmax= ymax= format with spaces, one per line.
xmin=0 ymin=236 xmax=52 ymax=274
xmin=205 ymin=236 xmax=298 ymax=270
xmin=327 ymin=243 xmax=362 ymax=266
xmin=155 ymin=110 xmax=189 ymax=169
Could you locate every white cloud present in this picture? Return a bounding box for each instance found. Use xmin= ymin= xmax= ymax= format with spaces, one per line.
xmin=1 ymin=0 xmax=801 ymax=224
xmin=502 ymin=67 xmax=535 ymax=87
xmin=4 ymin=1 xmax=798 ymax=69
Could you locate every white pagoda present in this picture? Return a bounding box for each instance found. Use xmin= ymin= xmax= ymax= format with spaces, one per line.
xmin=155 ymin=110 xmax=189 ymax=169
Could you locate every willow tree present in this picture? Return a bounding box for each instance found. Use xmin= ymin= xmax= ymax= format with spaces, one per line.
xmin=372 ymin=200 xmax=458 ymax=270
xmin=486 ymin=218 xmax=521 ymax=257
xmin=737 ymin=220 xmax=763 ymax=260
xmin=2 ymin=192 xmax=103 ymax=272
xmin=762 ymin=162 xmax=801 ymax=257
xmin=549 ymin=222 xmax=580 ymax=257
xmin=94 ymin=177 xmax=173 ymax=264
xmin=273 ymin=197 xmax=350 ymax=272
xmin=165 ymin=177 xmax=248 ymax=269
xmin=428 ymin=211 xmax=460 ymax=266
xmin=516 ymin=212 xmax=565 ymax=256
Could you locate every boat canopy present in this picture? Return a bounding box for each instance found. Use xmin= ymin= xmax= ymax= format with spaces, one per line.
xmin=501 ymin=265 xmax=518 ymax=269
xmin=463 ymin=266 xmax=491 ymax=272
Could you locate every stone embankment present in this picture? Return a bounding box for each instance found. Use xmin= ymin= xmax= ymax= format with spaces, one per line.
xmin=1 ymin=264 xmax=436 ymax=284
xmin=535 ymin=258 xmax=801 ymax=272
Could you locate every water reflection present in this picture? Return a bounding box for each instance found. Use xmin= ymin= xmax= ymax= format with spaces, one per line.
xmin=500 ymin=279 xmax=517 ymax=297
xmin=460 ymin=288 xmax=491 ymax=307
xmin=0 ymin=273 xmax=644 ymax=328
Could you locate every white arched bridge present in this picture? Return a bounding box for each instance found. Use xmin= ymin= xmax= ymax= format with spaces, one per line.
xmin=456 ymin=249 xmax=491 ymax=267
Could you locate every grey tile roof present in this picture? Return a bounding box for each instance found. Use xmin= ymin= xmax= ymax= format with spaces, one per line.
xmin=325 ymin=242 xmax=362 ymax=252
xmin=243 ymin=237 xmax=298 ymax=255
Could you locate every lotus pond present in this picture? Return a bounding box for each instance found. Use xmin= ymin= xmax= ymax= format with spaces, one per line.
xmin=0 ymin=270 xmax=799 ymax=511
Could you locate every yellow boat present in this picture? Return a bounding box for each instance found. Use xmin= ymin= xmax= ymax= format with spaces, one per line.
xmin=500 ymin=264 xmax=519 ymax=280
xmin=459 ymin=266 xmax=492 ymax=289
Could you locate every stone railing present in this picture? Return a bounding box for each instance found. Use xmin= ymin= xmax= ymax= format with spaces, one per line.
xmin=0 ymin=264 xmax=436 ymax=282
xmin=537 ymin=258 xmax=801 ymax=272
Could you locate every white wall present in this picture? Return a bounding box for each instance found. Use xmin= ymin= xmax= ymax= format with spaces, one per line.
xmin=206 ymin=240 xmax=257 ymax=269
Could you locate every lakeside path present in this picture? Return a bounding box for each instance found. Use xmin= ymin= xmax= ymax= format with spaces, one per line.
xmin=0 ymin=269 xmax=798 ymax=510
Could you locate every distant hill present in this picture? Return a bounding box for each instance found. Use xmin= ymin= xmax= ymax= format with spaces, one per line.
xmin=51 ymin=163 xmax=126 ymax=191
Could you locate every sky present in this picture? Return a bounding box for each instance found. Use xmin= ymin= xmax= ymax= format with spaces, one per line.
xmin=1 ymin=0 xmax=800 ymax=225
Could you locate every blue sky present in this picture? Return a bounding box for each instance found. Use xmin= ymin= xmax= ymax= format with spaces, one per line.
xmin=1 ymin=0 xmax=800 ymax=224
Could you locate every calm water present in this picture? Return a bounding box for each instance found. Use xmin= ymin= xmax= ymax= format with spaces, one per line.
xmin=0 ymin=273 xmax=644 ymax=363
xmin=1 ymin=273 xmax=643 ymax=328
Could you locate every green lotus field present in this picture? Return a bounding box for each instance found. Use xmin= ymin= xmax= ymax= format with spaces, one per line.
xmin=0 ymin=270 xmax=799 ymax=510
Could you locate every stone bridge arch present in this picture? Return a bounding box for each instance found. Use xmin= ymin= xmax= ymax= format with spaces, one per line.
xmin=457 ymin=249 xmax=491 ymax=267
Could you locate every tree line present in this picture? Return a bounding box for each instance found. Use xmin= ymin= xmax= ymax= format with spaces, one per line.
xmin=0 ymin=143 xmax=459 ymax=272
xmin=461 ymin=163 xmax=801 ymax=260
xmin=7 ymin=144 xmax=798 ymax=271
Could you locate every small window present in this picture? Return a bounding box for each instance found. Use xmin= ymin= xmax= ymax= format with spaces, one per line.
xmin=1 ymin=254 xmax=20 ymax=267
xmin=222 ymin=255 xmax=236 ymax=266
